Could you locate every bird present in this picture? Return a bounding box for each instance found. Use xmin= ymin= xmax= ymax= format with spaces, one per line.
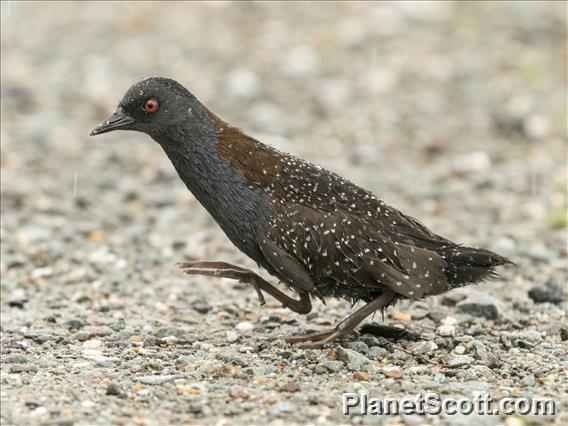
xmin=91 ymin=77 xmax=511 ymax=348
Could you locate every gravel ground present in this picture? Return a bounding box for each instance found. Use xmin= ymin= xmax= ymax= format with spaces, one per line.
xmin=1 ymin=2 xmax=567 ymax=425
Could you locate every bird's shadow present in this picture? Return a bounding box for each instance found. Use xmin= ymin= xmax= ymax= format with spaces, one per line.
xmin=359 ymin=323 xmax=421 ymax=341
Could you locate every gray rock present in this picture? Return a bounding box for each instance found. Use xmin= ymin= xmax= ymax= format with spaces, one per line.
xmin=456 ymin=292 xmax=507 ymax=320
xmin=366 ymin=346 xmax=389 ymax=360
xmin=335 ymin=346 xmax=370 ymax=371
xmin=106 ymin=383 xmax=123 ymax=396
xmin=347 ymin=341 xmax=369 ymax=354
xmin=447 ymin=355 xmax=475 ymax=368
xmin=269 ymin=400 xmax=297 ymax=415
xmin=322 ymin=360 xmax=343 ymax=373
xmin=9 ymin=364 xmax=38 ymax=373
xmin=490 ymin=237 xmax=516 ymax=258
xmin=528 ymin=281 xmax=563 ymax=304
xmin=2 ymin=354 xmax=31 ymax=364
xmin=410 ymin=341 xmax=438 ymax=355
xmin=520 ymin=375 xmax=536 ymax=387
xmin=135 ymin=375 xmax=182 ymax=385
xmin=226 ymin=331 xmax=241 ymax=343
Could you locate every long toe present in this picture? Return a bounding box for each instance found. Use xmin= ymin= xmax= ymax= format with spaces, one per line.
xmin=296 ymin=330 xmax=349 ymax=349
xmin=283 ymin=329 xmax=335 ymax=344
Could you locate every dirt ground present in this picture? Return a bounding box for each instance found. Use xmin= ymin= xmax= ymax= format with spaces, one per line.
xmin=1 ymin=2 xmax=567 ymax=425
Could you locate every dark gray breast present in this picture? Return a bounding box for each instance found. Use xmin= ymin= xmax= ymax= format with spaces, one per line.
xmin=154 ymin=126 xmax=272 ymax=267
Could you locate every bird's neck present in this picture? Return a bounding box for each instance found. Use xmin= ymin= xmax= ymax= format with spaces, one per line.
xmin=153 ymin=114 xmax=271 ymax=261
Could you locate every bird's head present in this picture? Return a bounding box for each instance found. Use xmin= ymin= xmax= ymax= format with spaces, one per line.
xmin=90 ymin=77 xmax=207 ymax=138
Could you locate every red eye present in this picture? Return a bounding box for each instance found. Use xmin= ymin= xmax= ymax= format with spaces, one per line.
xmin=143 ymin=99 xmax=158 ymax=113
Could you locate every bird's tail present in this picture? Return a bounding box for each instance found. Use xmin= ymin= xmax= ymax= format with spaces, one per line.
xmin=440 ymin=245 xmax=512 ymax=287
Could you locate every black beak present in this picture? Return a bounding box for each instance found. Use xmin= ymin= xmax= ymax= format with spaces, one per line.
xmin=90 ymin=108 xmax=135 ymax=136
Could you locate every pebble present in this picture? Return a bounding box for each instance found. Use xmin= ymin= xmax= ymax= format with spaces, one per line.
xmin=269 ymin=400 xmax=297 ymax=415
xmin=106 ymin=383 xmax=122 ymax=396
xmin=353 ymin=371 xmax=369 ymax=381
xmin=453 ymin=345 xmax=466 ymax=355
xmin=447 ymin=355 xmax=475 ymax=368
xmin=74 ymin=326 xmax=113 ymax=341
xmin=440 ymin=291 xmax=468 ymax=306
xmin=190 ymin=300 xmax=211 ymax=314
xmin=411 ymin=341 xmax=438 ymax=355
xmin=322 ymin=360 xmax=343 ymax=373
xmin=135 ymin=375 xmax=182 ymax=385
xmin=456 ymin=292 xmax=507 ymax=320
xmin=226 ymin=331 xmax=241 ymax=343
xmin=82 ymin=339 xmax=103 ymax=349
xmin=2 ymin=354 xmax=31 ymax=364
xmin=528 ymin=281 xmax=563 ymax=304
xmin=235 ymin=321 xmax=254 ymax=333
xmin=366 ymin=346 xmax=389 ymax=360
xmin=383 ymin=366 xmax=402 ymax=379
xmin=335 ymin=347 xmax=370 ymax=372
xmin=520 ymin=375 xmax=536 ymax=387
xmin=437 ymin=325 xmax=456 ymax=337
xmin=280 ymin=381 xmax=301 ymax=392
xmin=228 ymin=386 xmax=249 ymax=399
xmin=9 ymin=364 xmax=38 ymax=373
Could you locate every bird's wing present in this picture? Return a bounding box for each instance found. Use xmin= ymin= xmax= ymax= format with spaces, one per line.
xmin=260 ymin=203 xmax=448 ymax=299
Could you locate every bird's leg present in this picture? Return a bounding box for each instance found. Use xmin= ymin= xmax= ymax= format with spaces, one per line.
xmin=178 ymin=260 xmax=265 ymax=303
xmin=284 ymin=290 xmax=396 ymax=348
xmin=177 ymin=261 xmax=312 ymax=314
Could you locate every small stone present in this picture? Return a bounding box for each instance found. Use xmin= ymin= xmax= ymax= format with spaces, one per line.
xmin=428 ymin=309 xmax=447 ymax=322
xmin=454 ymin=345 xmax=466 ymax=355
xmin=135 ymin=375 xmax=181 ymax=385
xmin=411 ymin=341 xmax=438 ymax=355
xmin=383 ymin=366 xmax=402 ymax=379
xmin=254 ymin=375 xmax=270 ymax=384
xmin=520 ymin=375 xmax=536 ymax=387
xmin=190 ymin=299 xmax=211 ymax=314
xmin=215 ymin=364 xmax=236 ymax=378
xmin=516 ymin=340 xmax=535 ymax=350
xmin=8 ymin=299 xmax=28 ymax=309
xmin=353 ymin=371 xmax=369 ymax=381
xmin=280 ymin=381 xmax=301 ymax=392
xmin=366 ymin=346 xmax=389 ymax=360
xmin=441 ymin=316 xmax=457 ymax=326
xmin=437 ymin=325 xmax=455 ymax=337
xmin=2 ymin=354 xmax=31 ymax=364
xmin=322 ymin=360 xmax=343 ymax=373
xmin=391 ymin=312 xmax=411 ymax=321
xmin=75 ymin=325 xmax=112 ymax=341
xmin=82 ymin=339 xmax=103 ymax=349
xmin=269 ymin=400 xmax=297 ymax=415
xmin=106 ymin=383 xmax=122 ymax=396
xmin=335 ymin=347 xmax=370 ymax=372
xmin=235 ymin=321 xmax=254 ymax=333
xmin=491 ymin=236 xmax=517 ymax=256
xmin=9 ymin=364 xmax=38 ymax=373
xmin=65 ymin=319 xmax=85 ymax=330
xmin=228 ymin=386 xmax=249 ymax=399
xmin=441 ymin=291 xmax=468 ymax=306
xmin=226 ymin=331 xmax=241 ymax=343
xmin=347 ymin=341 xmax=369 ymax=354
xmin=456 ymin=292 xmax=506 ymax=320
xmin=406 ymin=366 xmax=430 ymax=375
xmin=528 ymin=281 xmax=563 ymax=305
xmin=447 ymin=355 xmax=475 ymax=368
xmin=517 ymin=330 xmax=542 ymax=342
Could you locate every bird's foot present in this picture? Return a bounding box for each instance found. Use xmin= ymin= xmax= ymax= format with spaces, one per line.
xmin=283 ymin=328 xmax=360 ymax=349
xmin=177 ymin=261 xmax=265 ymax=305
xmin=282 ymin=290 xmax=397 ymax=349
